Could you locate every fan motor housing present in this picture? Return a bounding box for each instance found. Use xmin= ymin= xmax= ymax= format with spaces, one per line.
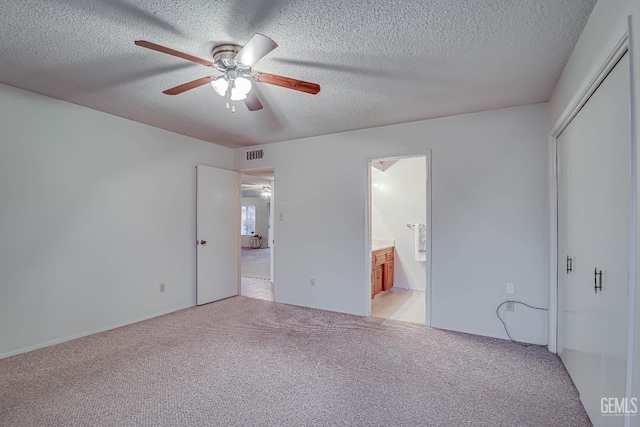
xmin=212 ymin=44 xmax=249 ymax=72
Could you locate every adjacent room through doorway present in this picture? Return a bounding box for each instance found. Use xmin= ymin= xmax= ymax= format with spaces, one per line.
xmin=240 ymin=169 xmax=274 ymax=301
xmin=369 ymin=155 xmax=429 ymax=324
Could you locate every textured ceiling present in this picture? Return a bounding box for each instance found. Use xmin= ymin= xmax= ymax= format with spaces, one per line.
xmin=0 ymin=0 xmax=595 ymax=148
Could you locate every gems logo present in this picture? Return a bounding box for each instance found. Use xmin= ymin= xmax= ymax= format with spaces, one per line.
xmin=601 ymin=398 xmax=638 ymax=416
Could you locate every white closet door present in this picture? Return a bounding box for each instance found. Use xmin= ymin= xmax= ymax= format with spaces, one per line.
xmin=557 ymin=131 xmax=577 ymax=374
xmin=592 ymin=53 xmax=631 ymax=418
xmin=558 ymin=98 xmax=603 ymax=415
xmin=557 ymin=52 xmax=630 ymax=427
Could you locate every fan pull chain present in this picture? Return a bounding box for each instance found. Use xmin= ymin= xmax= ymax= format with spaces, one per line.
xmin=220 ymin=78 xmax=240 ymax=113
xmin=230 ymin=80 xmax=236 ymax=113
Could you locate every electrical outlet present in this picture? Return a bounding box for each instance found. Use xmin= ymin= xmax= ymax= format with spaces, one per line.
xmin=310 ymin=278 xmax=316 ymax=287
xmin=506 ymin=301 xmax=514 ymax=312
xmin=279 ymin=212 xmax=284 ymax=221
xmin=159 ymin=283 xmax=166 ymax=293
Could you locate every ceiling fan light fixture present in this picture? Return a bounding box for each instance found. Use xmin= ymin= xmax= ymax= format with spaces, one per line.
xmin=234 ymin=76 xmax=252 ymax=94
xmin=210 ymin=77 xmax=228 ymax=96
xmin=261 ymin=186 xmax=271 ymax=199
xmin=230 ymin=91 xmax=247 ymax=101
xmin=230 ymin=76 xmax=252 ymax=101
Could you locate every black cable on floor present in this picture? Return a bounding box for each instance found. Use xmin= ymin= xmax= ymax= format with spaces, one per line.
xmin=496 ymin=301 xmax=548 ymax=348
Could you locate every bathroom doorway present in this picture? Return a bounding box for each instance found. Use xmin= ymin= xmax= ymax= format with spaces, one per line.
xmin=240 ymin=169 xmax=275 ymax=301
xmin=368 ymin=155 xmax=430 ymax=324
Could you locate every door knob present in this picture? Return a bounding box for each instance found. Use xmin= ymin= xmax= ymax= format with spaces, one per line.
xmin=199 ymin=240 xmax=207 ymax=246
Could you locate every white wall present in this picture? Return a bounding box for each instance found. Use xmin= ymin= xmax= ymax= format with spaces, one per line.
xmin=241 ymin=196 xmax=270 ymax=248
xmin=234 ymin=104 xmax=549 ymax=344
xmin=372 ymin=157 xmax=426 ymax=290
xmin=0 ymin=84 xmax=233 ymax=357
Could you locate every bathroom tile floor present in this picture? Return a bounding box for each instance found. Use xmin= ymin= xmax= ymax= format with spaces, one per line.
xmin=371 ymin=288 xmax=425 ymax=324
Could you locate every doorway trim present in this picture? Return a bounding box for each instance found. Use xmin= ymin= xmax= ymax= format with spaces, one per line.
xmin=365 ymin=151 xmax=432 ymax=326
xmin=239 ymin=166 xmax=276 ymax=301
xmin=628 ymin=11 xmax=640 ymax=418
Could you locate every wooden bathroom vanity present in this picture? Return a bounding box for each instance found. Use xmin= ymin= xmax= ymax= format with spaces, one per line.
xmin=371 ymin=245 xmax=394 ymax=298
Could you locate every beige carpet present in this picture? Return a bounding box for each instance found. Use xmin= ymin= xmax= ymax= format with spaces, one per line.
xmin=241 ymin=248 xmax=270 ymax=280
xmin=0 ymin=297 xmax=591 ymax=426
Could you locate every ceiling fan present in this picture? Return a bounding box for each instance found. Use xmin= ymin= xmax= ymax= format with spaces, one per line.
xmin=241 ymin=183 xmax=272 ymax=197
xmin=135 ymin=34 xmax=320 ymax=113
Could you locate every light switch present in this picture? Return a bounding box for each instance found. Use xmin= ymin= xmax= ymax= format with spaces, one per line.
xmin=506 ymin=283 xmax=515 ymax=295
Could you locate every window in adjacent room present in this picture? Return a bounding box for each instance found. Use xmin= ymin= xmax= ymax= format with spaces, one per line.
xmin=241 ymin=205 xmax=256 ymax=235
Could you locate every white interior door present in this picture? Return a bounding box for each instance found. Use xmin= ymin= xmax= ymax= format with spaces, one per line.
xmin=196 ymin=165 xmax=240 ymax=305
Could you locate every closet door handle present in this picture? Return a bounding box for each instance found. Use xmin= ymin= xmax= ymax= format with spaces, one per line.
xmin=566 ymin=256 xmax=573 ymax=273
xmin=594 ymin=268 xmax=602 ymax=293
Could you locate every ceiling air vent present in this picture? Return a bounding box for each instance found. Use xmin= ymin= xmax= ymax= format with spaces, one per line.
xmin=246 ymin=149 xmax=264 ymax=160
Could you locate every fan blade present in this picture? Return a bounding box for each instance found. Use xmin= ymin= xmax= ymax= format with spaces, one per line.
xmin=244 ymin=91 xmax=264 ymax=111
xmin=253 ymin=72 xmax=320 ymax=95
xmin=163 ymin=76 xmax=214 ymax=95
xmin=135 ymin=40 xmax=213 ymax=67
xmin=235 ymin=34 xmax=278 ymax=67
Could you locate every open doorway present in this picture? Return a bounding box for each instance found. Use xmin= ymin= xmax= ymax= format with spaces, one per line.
xmin=240 ymin=169 xmax=274 ymax=301
xmin=368 ymin=155 xmax=430 ymax=324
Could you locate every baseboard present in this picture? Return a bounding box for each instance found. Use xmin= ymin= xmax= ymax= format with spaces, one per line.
xmin=0 ymin=304 xmax=193 ymax=360
xmin=431 ymin=323 xmax=548 ymax=348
